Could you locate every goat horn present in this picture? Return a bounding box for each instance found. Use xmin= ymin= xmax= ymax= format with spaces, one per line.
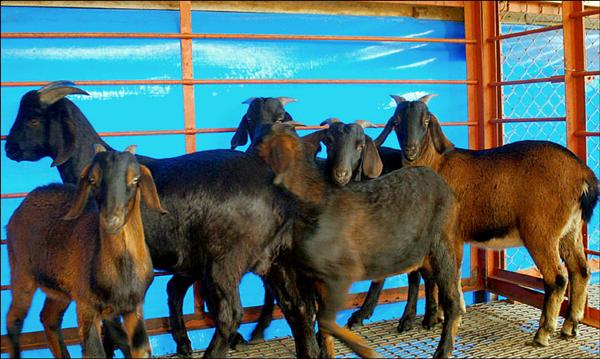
xmin=390 ymin=95 xmax=407 ymax=105
xmin=320 ymin=118 xmax=342 ymax=127
xmin=94 ymin=144 xmax=107 ymax=154
xmin=242 ymin=97 xmax=258 ymax=105
xmin=37 ymin=80 xmax=77 ymax=93
xmin=418 ymin=94 xmax=437 ymax=104
xmin=289 ymin=121 xmax=306 ymax=127
xmin=276 ymin=97 xmax=298 ymax=106
xmin=124 ymin=145 xmax=137 ymax=155
xmin=354 ymin=120 xmax=377 ymax=129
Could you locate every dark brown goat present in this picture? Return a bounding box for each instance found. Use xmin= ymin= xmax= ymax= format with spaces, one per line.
xmin=257 ymin=123 xmax=463 ymax=358
xmin=6 ymin=145 xmax=167 ymax=358
xmin=375 ymin=94 xmax=599 ymax=347
xmin=303 ymin=118 xmax=445 ymax=331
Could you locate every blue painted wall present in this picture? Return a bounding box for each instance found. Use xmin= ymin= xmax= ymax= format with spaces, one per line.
xmin=1 ymin=6 xmax=598 ymax=358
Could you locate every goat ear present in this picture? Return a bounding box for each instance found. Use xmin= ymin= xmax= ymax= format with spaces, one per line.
xmin=38 ymin=85 xmax=89 ymax=106
xmin=373 ymin=115 xmax=396 ymax=147
xmin=230 ymin=115 xmax=249 ymax=149
xmin=49 ymin=117 xmax=77 ymax=167
xmin=362 ymin=135 xmax=383 ymax=178
xmin=63 ymin=165 xmax=93 ymax=220
xmin=267 ymin=137 xmax=296 ymax=176
xmin=300 ymin=130 xmax=325 ymax=158
xmin=429 ymin=114 xmax=454 ymax=154
xmin=139 ymin=165 xmax=168 ymax=215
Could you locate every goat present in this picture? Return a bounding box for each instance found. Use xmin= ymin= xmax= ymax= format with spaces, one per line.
xmin=5 ymin=82 xmax=320 ymax=358
xmin=257 ymin=123 xmax=463 ymax=358
xmin=375 ymin=94 xmax=599 ymax=347
xmin=6 ymin=145 xmax=167 ymax=358
xmin=302 ymin=118 xmax=443 ymax=332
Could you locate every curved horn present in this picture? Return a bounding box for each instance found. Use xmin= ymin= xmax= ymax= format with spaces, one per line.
xmin=37 ymin=80 xmax=77 ymax=93
xmin=418 ymin=94 xmax=437 ymax=104
xmin=124 ymin=145 xmax=137 ymax=155
xmin=38 ymin=86 xmax=89 ymax=106
xmin=390 ymin=95 xmax=407 ymax=105
xmin=242 ymin=97 xmax=258 ymax=105
xmin=289 ymin=121 xmax=306 ymax=127
xmin=276 ymin=97 xmax=298 ymax=106
xmin=94 ymin=144 xmax=107 ymax=154
xmin=354 ymin=120 xmax=377 ymax=129
xmin=320 ymin=117 xmax=342 ymax=127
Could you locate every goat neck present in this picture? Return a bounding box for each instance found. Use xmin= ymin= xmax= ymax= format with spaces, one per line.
xmin=277 ymin=153 xmax=328 ymax=210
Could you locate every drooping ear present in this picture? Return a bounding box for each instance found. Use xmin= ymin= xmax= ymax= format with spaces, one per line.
xmin=38 ymin=85 xmax=89 ymax=106
xmin=362 ymin=135 xmax=383 ymax=178
xmin=49 ymin=117 xmax=77 ymax=167
xmin=428 ymin=114 xmax=455 ymax=155
xmin=139 ymin=165 xmax=168 ymax=215
xmin=230 ymin=115 xmax=249 ymax=149
xmin=373 ymin=115 xmax=396 ymax=147
xmin=264 ymin=136 xmax=297 ymax=177
xmin=300 ymin=129 xmax=326 ymax=158
xmin=63 ymin=165 xmax=93 ymax=220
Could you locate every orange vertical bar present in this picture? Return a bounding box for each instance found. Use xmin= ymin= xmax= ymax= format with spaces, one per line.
xmin=562 ymin=0 xmax=592 ymax=325
xmin=563 ymin=1 xmax=587 ymax=163
xmin=180 ymin=0 xmax=196 ymax=153
xmin=464 ymin=1 xmax=504 ymax=293
xmin=180 ymin=0 xmax=203 ymax=314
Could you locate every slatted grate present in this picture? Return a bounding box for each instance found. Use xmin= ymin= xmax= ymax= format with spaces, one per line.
xmin=167 ymin=294 xmax=600 ymax=358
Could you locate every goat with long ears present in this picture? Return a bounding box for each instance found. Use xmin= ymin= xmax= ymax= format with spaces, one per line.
xmin=257 ymin=123 xmax=463 ymax=359
xmin=6 ymin=144 xmax=166 ymax=358
xmin=375 ymin=93 xmax=599 ymax=347
xmin=5 ymin=82 xmax=321 ymax=358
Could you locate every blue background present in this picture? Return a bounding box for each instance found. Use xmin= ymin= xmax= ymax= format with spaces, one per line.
xmin=1 ymin=6 xmax=598 ymax=358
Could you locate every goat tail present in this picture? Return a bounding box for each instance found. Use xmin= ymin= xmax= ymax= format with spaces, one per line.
xmin=319 ymin=319 xmax=382 ymax=358
xmin=580 ymin=171 xmax=599 ymax=223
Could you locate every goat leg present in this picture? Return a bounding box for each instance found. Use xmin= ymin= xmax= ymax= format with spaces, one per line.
xmin=167 ymin=274 xmax=196 ymax=356
xmin=102 ymin=316 xmax=131 ymax=358
xmin=249 ymin=285 xmax=276 ymax=343
xmin=397 ymin=271 xmax=421 ymax=332
xmin=347 ymin=280 xmax=384 ymax=329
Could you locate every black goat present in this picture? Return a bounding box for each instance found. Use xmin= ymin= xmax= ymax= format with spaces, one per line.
xmin=375 ymin=94 xmax=599 ymax=347
xmin=257 ymin=123 xmax=463 ymax=358
xmin=301 ymin=118 xmax=443 ymax=332
xmin=6 ymin=145 xmax=166 ymax=358
xmin=5 ymin=82 xmax=320 ymax=358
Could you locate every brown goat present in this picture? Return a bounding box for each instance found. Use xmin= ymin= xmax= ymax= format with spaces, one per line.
xmin=257 ymin=123 xmax=462 ymax=358
xmin=375 ymin=94 xmax=599 ymax=347
xmin=6 ymin=145 xmax=167 ymax=358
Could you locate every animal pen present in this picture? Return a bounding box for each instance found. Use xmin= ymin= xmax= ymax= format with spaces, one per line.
xmin=0 ymin=1 xmax=598 ymax=357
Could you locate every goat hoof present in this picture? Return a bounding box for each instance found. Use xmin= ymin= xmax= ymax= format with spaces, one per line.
xmin=561 ymin=320 xmax=578 ymax=338
xmin=176 ymin=341 xmax=193 ymax=356
xmin=347 ymin=313 xmax=366 ymax=329
xmin=229 ymin=332 xmax=248 ymax=350
xmin=528 ymin=338 xmax=548 ymax=348
xmin=422 ymin=315 xmax=441 ymax=330
xmin=249 ymin=333 xmax=265 ymax=344
xmin=397 ymin=317 xmax=415 ymax=332
xmin=433 ymin=348 xmax=450 ymax=359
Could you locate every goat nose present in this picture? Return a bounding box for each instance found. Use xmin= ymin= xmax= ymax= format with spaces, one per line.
xmin=335 ymin=169 xmax=349 ymax=179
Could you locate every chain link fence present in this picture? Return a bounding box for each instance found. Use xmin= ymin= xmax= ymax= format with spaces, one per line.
xmin=498 ymin=2 xmax=599 ymax=280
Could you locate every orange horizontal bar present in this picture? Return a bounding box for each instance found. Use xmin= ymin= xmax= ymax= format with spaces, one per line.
xmin=1 ymin=79 xmax=477 ymax=87
xmin=0 ymin=31 xmax=475 ymax=44
xmin=573 ymin=70 xmax=600 ymax=77
xmin=491 ymin=117 xmax=566 ymax=124
xmin=491 ymin=24 xmax=563 ymax=41
xmin=575 ymin=131 xmax=600 ymax=137
xmin=0 ymin=192 xmax=28 ymax=199
xmin=586 ymin=249 xmax=600 ymax=256
xmin=491 ymin=75 xmax=564 ymax=86
xmin=570 ymin=8 xmax=600 ymax=18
